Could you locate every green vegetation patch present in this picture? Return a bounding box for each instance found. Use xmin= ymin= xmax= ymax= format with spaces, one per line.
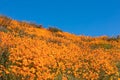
xmin=48 ymin=27 xmax=63 ymax=32
xmin=90 ymin=43 xmax=113 ymax=49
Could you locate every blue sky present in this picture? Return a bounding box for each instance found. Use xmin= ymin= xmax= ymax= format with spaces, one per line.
xmin=0 ymin=0 xmax=120 ymax=36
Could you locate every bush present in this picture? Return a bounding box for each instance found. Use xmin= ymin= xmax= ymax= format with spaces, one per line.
xmin=29 ymin=22 xmax=43 ymax=28
xmin=107 ymin=35 xmax=120 ymax=42
xmin=48 ymin=27 xmax=62 ymax=32
xmin=90 ymin=43 xmax=113 ymax=49
xmin=0 ymin=48 xmax=12 ymax=80
xmin=0 ymin=26 xmax=8 ymax=33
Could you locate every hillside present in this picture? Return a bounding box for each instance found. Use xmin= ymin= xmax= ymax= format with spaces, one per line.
xmin=0 ymin=16 xmax=120 ymax=80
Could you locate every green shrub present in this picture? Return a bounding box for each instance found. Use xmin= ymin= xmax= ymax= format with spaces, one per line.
xmin=0 ymin=26 xmax=8 ymax=33
xmin=0 ymin=48 xmax=12 ymax=80
xmin=48 ymin=27 xmax=62 ymax=32
xmin=29 ymin=22 xmax=43 ymax=28
xmin=0 ymin=48 xmax=25 ymax=80
xmin=116 ymin=62 xmax=120 ymax=78
xmin=90 ymin=43 xmax=113 ymax=49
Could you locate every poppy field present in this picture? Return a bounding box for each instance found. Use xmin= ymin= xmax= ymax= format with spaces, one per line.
xmin=0 ymin=16 xmax=120 ymax=80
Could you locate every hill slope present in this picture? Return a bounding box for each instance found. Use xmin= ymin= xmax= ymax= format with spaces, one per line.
xmin=0 ymin=16 xmax=120 ymax=80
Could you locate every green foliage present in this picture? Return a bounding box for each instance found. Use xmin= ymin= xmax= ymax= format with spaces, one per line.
xmin=0 ymin=48 xmax=11 ymax=68
xmin=54 ymin=73 xmax=63 ymax=80
xmin=116 ymin=62 xmax=120 ymax=78
xmin=54 ymin=73 xmax=79 ymax=80
xmin=90 ymin=43 xmax=113 ymax=49
xmin=0 ymin=48 xmax=27 ymax=80
xmin=13 ymin=27 xmax=36 ymax=38
xmin=0 ymin=26 xmax=8 ymax=33
xmin=48 ymin=27 xmax=62 ymax=32
xmin=0 ymin=48 xmax=13 ymax=80
xmin=0 ymin=72 xmax=23 ymax=80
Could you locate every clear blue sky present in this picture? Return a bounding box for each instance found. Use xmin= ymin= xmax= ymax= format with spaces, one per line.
xmin=0 ymin=0 xmax=120 ymax=36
